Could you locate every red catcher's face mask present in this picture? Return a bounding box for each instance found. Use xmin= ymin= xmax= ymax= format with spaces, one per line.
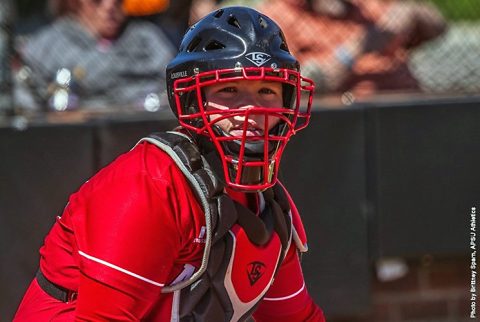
xmin=172 ymin=67 xmax=315 ymax=191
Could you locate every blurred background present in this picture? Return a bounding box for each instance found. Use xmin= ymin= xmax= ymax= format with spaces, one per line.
xmin=0 ymin=0 xmax=479 ymax=321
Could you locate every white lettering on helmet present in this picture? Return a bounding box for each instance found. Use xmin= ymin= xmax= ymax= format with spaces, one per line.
xmin=245 ymin=52 xmax=271 ymax=67
xmin=171 ymin=71 xmax=188 ymax=79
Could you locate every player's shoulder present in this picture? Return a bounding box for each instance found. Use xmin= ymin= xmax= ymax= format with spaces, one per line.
xmin=78 ymin=139 xmax=180 ymax=193
xmin=140 ymin=139 xmax=185 ymax=181
xmin=116 ymin=140 xmax=181 ymax=181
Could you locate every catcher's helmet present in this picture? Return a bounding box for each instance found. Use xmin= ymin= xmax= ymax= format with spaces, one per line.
xmin=166 ymin=6 xmax=314 ymax=191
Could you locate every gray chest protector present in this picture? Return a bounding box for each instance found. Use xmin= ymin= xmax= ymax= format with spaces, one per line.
xmin=139 ymin=132 xmax=293 ymax=322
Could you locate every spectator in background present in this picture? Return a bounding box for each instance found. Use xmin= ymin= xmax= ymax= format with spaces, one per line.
xmin=150 ymin=0 xmax=194 ymax=48
xmin=15 ymin=0 xmax=175 ymax=112
xmin=122 ymin=0 xmax=170 ymax=16
xmin=122 ymin=0 xmax=189 ymax=48
xmin=255 ymin=0 xmax=447 ymax=98
xmin=189 ymin=0 xmax=220 ymax=24
xmin=147 ymin=0 xmax=222 ymax=47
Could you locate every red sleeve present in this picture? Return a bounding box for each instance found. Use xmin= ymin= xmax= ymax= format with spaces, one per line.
xmin=75 ymin=274 xmax=152 ymax=321
xmin=72 ymin=143 xmax=206 ymax=307
xmin=252 ymin=244 xmax=325 ymax=322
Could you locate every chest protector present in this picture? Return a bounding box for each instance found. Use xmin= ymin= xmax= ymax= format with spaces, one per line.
xmin=138 ymin=131 xmax=294 ymax=322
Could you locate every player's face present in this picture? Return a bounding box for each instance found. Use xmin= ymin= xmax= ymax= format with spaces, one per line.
xmin=204 ymin=80 xmax=284 ymax=136
xmin=80 ymin=0 xmax=126 ymax=39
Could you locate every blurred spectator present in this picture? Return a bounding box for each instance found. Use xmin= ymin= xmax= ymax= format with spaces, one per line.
xmin=147 ymin=0 xmax=220 ymax=47
xmin=189 ymin=0 xmax=219 ymax=24
xmin=15 ymin=0 xmax=175 ymax=112
xmin=255 ymin=0 xmax=447 ymax=97
xmin=123 ymin=0 xmax=170 ymax=16
xmin=150 ymin=0 xmax=194 ymax=48
xmin=122 ymin=0 xmax=186 ymax=47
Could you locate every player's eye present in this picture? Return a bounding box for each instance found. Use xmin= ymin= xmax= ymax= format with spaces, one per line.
xmin=259 ymin=87 xmax=277 ymax=95
xmin=218 ymin=86 xmax=237 ymax=93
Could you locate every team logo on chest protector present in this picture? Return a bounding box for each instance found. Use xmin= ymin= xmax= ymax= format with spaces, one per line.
xmin=247 ymin=261 xmax=266 ymax=286
xmin=223 ymin=224 xmax=282 ymax=320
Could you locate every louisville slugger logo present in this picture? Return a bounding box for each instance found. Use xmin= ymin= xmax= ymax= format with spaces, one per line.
xmin=247 ymin=261 xmax=266 ymax=286
xmin=245 ymin=52 xmax=271 ymax=67
xmin=171 ymin=70 xmax=187 ymax=79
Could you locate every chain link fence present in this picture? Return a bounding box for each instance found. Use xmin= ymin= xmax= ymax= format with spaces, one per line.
xmin=406 ymin=0 xmax=480 ymax=94
xmin=0 ymin=0 xmax=14 ymax=114
xmin=1 ymin=0 xmax=480 ymax=115
xmin=218 ymin=0 xmax=480 ymax=99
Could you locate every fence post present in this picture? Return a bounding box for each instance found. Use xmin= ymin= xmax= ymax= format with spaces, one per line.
xmin=0 ymin=0 xmax=15 ymax=116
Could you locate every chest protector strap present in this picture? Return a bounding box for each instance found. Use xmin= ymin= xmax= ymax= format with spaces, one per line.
xmin=138 ymin=131 xmax=292 ymax=322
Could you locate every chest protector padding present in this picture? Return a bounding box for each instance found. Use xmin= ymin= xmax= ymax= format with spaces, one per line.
xmin=141 ymin=132 xmax=292 ymax=322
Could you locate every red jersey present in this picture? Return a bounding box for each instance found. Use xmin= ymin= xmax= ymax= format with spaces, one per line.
xmin=14 ymin=141 xmax=324 ymax=321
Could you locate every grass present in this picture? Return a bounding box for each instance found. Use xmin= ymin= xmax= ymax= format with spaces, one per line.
xmin=429 ymin=0 xmax=480 ymax=21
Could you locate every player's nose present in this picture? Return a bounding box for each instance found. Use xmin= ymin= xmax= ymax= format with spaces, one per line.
xmin=235 ymin=89 xmax=261 ymax=108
